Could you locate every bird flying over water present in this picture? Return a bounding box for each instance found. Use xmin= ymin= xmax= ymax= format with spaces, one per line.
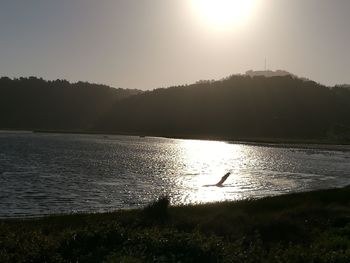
xmin=215 ymin=172 xmax=231 ymax=187
xmin=203 ymin=172 xmax=231 ymax=187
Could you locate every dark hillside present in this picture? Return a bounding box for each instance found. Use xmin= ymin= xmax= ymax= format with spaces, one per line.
xmin=95 ymin=75 xmax=350 ymax=141
xmin=0 ymin=77 xmax=141 ymax=131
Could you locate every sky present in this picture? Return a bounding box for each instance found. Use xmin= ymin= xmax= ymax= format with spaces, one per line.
xmin=0 ymin=0 xmax=349 ymax=90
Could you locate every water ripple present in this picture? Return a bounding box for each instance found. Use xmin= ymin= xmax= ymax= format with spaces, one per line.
xmin=0 ymin=133 xmax=350 ymax=218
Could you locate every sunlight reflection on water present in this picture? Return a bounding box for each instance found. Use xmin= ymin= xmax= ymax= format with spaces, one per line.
xmin=0 ymin=132 xmax=350 ymax=218
xmin=175 ymin=139 xmax=245 ymax=204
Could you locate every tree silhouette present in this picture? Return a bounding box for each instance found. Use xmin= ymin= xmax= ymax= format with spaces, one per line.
xmin=0 ymin=77 xmax=141 ymax=131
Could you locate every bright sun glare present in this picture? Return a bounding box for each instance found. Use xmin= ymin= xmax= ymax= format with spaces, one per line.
xmin=192 ymin=0 xmax=258 ymax=29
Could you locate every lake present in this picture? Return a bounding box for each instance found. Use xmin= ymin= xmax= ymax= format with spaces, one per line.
xmin=0 ymin=131 xmax=350 ymax=218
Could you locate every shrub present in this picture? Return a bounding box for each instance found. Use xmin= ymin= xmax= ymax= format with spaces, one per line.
xmin=143 ymin=196 xmax=170 ymax=221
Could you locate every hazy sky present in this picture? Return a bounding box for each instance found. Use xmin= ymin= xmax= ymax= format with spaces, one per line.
xmin=0 ymin=0 xmax=349 ymax=89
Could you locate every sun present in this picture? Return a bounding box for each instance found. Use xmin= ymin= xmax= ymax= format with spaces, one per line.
xmin=191 ymin=0 xmax=258 ymax=30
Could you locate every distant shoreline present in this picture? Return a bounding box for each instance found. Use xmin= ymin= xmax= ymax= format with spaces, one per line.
xmin=1 ymin=128 xmax=349 ymax=151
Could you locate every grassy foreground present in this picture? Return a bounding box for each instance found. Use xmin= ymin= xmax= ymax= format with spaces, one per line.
xmin=1 ymin=187 xmax=350 ymax=262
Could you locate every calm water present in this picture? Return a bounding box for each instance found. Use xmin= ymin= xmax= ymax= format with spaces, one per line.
xmin=0 ymin=132 xmax=350 ymax=218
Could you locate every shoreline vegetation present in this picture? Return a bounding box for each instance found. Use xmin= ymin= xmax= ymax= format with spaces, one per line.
xmin=1 ymin=186 xmax=350 ymax=262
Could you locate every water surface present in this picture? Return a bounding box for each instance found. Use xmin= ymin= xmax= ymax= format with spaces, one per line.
xmin=0 ymin=132 xmax=349 ymax=218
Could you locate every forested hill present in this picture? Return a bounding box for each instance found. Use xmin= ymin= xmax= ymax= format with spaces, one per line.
xmin=0 ymin=77 xmax=141 ymax=131
xmin=2 ymin=75 xmax=350 ymax=142
xmin=95 ymin=75 xmax=350 ymax=141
